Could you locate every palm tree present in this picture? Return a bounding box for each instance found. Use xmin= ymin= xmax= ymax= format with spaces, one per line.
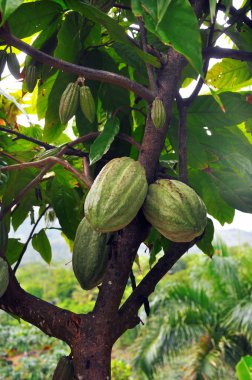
xmin=133 ymin=241 xmax=252 ymax=380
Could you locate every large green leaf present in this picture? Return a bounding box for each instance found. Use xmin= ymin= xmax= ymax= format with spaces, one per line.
xmin=65 ymin=0 xmax=160 ymax=68
xmin=89 ymin=117 xmax=120 ymax=165
xmin=206 ymin=59 xmax=252 ymax=92
xmin=236 ymin=356 xmax=252 ymax=380
xmin=50 ymin=178 xmax=82 ymax=241
xmin=132 ymin=0 xmax=203 ymax=73
xmin=0 ymin=0 xmax=23 ymax=25
xmin=189 ymin=169 xmax=235 ymax=225
xmin=6 ymin=238 xmax=24 ymax=265
xmin=32 ymin=229 xmax=52 ymax=264
xmin=43 ymin=12 xmax=82 ymax=142
xmin=187 ymin=92 xmax=252 ymax=128
xmin=196 ymin=218 xmax=214 ymax=257
xmin=7 ymin=1 xmax=62 ymax=39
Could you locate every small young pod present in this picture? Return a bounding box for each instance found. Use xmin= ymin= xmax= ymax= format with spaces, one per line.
xmin=151 ymin=97 xmax=166 ymax=129
xmin=59 ymin=82 xmax=79 ymax=124
xmin=79 ymin=85 xmax=96 ymax=123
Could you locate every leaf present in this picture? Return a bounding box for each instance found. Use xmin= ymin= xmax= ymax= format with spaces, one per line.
xmin=65 ymin=0 xmax=160 ymax=68
xmin=0 ymin=0 xmax=23 ymax=25
xmin=189 ymin=169 xmax=235 ymax=225
xmin=196 ymin=218 xmax=214 ymax=257
xmin=0 ymin=86 xmax=32 ymax=125
xmin=206 ymin=59 xmax=252 ymax=91
xmin=209 ymin=0 xmax=216 ymax=23
xmin=6 ymin=238 xmax=24 ymax=265
xmin=50 ymin=178 xmax=82 ymax=241
xmin=7 ymin=1 xmax=62 ymax=39
xmin=187 ymin=93 xmax=252 ymax=128
xmin=89 ymin=117 xmax=120 ymax=165
xmin=132 ymin=0 xmax=203 ymax=74
xmin=236 ymin=356 xmax=252 ymax=380
xmin=32 ymin=229 xmax=52 ymax=264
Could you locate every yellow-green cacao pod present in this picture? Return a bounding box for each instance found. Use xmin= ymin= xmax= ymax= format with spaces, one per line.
xmin=52 ymin=356 xmax=74 ymax=380
xmin=7 ymin=53 xmax=20 ymax=79
xmin=0 ymin=257 xmax=9 ymax=297
xmin=0 ymin=50 xmax=7 ymax=79
xmin=85 ymin=157 xmax=148 ymax=232
xmin=72 ymin=217 xmax=110 ymax=290
xmin=79 ymin=85 xmax=96 ymax=123
xmin=143 ymin=180 xmax=207 ymax=242
xmin=59 ymin=82 xmax=79 ymax=124
xmin=151 ymin=97 xmax=166 ymax=129
xmin=25 ymin=65 xmax=38 ymax=92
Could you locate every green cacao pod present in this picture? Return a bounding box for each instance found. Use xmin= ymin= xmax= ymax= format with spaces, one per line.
xmin=151 ymin=97 xmax=166 ymax=129
xmin=0 ymin=50 xmax=7 ymax=79
xmin=25 ymin=65 xmax=38 ymax=92
xmin=7 ymin=53 xmax=20 ymax=79
xmin=72 ymin=217 xmax=110 ymax=290
xmin=85 ymin=157 xmax=148 ymax=232
xmin=0 ymin=257 xmax=9 ymax=297
xmin=79 ymin=85 xmax=96 ymax=123
xmin=52 ymin=356 xmax=74 ymax=380
xmin=59 ymin=82 xmax=79 ymax=124
xmin=143 ymin=179 xmax=207 ymax=242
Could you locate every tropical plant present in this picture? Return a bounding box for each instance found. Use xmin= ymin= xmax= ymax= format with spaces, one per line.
xmin=0 ymin=0 xmax=252 ymax=378
xmin=134 ymin=246 xmax=252 ymax=379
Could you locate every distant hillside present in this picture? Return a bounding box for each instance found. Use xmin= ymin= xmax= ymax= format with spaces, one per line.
xmin=11 ymin=225 xmax=252 ymax=266
xmin=215 ymin=229 xmax=252 ymax=247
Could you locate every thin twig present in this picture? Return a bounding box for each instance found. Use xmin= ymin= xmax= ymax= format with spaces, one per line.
xmin=185 ymin=6 xmax=218 ymax=107
xmin=203 ymin=47 xmax=252 ymax=61
xmin=0 ymin=126 xmax=55 ymax=150
xmin=176 ymin=93 xmax=188 ymax=184
xmin=0 ymin=29 xmax=154 ymax=102
xmin=82 ymin=157 xmax=92 ymax=179
xmin=0 ymin=151 xmax=23 ymax=163
xmin=13 ymin=205 xmax=50 ymax=273
xmin=137 ymin=16 xmax=157 ymax=92
xmin=1 ymin=157 xmax=93 ymax=188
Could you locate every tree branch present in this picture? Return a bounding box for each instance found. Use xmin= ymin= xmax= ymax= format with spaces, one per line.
xmin=1 ymin=157 xmax=93 ymax=189
xmin=0 ymin=29 xmax=154 ymax=102
xmin=176 ymin=94 xmax=188 ymax=184
xmin=13 ymin=205 xmax=50 ymax=273
xmin=137 ymin=17 xmax=157 ymax=93
xmin=0 ymin=267 xmax=80 ymax=344
xmin=0 ymin=126 xmax=55 ymax=150
xmin=115 ymin=241 xmax=192 ymax=337
xmin=203 ymin=47 xmax=252 ymax=61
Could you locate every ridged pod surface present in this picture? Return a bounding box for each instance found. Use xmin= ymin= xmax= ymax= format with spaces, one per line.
xmin=0 ymin=50 xmax=7 ymax=78
xmin=52 ymin=356 xmax=74 ymax=380
xmin=59 ymin=82 xmax=79 ymax=124
xmin=79 ymin=85 xmax=96 ymax=123
xmin=72 ymin=217 xmax=110 ymax=290
xmin=0 ymin=257 xmax=9 ymax=297
xmin=85 ymin=157 xmax=148 ymax=232
xmin=7 ymin=53 xmax=20 ymax=79
xmin=151 ymin=97 xmax=166 ymax=129
xmin=143 ymin=179 xmax=207 ymax=242
xmin=25 ymin=65 xmax=37 ymax=92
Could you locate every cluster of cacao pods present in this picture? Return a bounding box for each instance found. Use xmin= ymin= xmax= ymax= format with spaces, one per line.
xmin=59 ymin=78 xmax=95 ymax=124
xmin=0 ymin=49 xmax=20 ymax=80
xmin=72 ymin=156 xmax=207 ymax=290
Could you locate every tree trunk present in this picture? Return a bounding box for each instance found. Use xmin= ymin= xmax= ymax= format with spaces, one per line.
xmin=71 ymin=339 xmax=112 ymax=380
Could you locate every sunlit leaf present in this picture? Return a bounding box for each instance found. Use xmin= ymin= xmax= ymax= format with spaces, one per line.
xmin=32 ymin=229 xmax=52 ymax=264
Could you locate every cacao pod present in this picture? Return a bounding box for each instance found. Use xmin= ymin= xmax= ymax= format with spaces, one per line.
xmin=0 ymin=50 xmax=7 ymax=79
xmin=79 ymin=85 xmax=96 ymax=123
xmin=7 ymin=53 xmax=20 ymax=79
xmin=143 ymin=179 xmax=207 ymax=242
xmin=85 ymin=157 xmax=148 ymax=232
xmin=72 ymin=217 xmax=110 ymax=290
xmin=59 ymin=82 xmax=79 ymax=124
xmin=25 ymin=65 xmax=38 ymax=92
xmin=151 ymin=97 xmax=166 ymax=129
xmin=0 ymin=257 xmax=9 ymax=297
xmin=52 ymin=356 xmax=74 ymax=380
